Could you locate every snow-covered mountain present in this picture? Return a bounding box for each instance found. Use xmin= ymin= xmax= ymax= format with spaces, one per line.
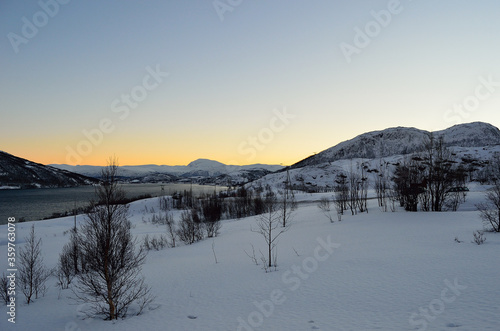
xmin=292 ymin=122 xmax=500 ymax=169
xmin=8 ymin=122 xmax=500 ymax=189
xmin=0 ymin=151 xmax=98 ymax=189
xmin=437 ymin=122 xmax=500 ymax=147
xmin=183 ymin=159 xmax=283 ymax=176
xmin=248 ymin=122 xmax=500 ymax=192
xmin=51 ymin=159 xmax=284 ymax=185
xmin=249 ymin=145 xmax=500 ymax=193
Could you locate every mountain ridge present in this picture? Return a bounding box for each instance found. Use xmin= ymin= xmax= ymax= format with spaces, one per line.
xmin=4 ymin=122 xmax=499 ymax=188
xmin=291 ymin=121 xmax=500 ymax=169
xmin=52 ymin=159 xmax=283 ymax=177
xmin=0 ymin=151 xmax=98 ymax=189
xmin=50 ymin=159 xmax=284 ymax=185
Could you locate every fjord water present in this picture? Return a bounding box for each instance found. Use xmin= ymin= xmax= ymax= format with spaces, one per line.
xmin=0 ymin=183 xmax=225 ymax=224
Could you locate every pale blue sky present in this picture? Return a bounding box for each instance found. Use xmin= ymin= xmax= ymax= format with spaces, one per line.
xmin=1 ymin=0 xmax=500 ymax=165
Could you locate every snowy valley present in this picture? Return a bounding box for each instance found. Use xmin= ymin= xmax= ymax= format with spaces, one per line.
xmin=1 ymin=187 xmax=499 ymax=330
xmin=1 ymin=121 xmax=500 ymax=331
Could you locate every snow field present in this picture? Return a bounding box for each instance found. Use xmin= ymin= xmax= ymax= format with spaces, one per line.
xmin=0 ymin=187 xmax=499 ymax=331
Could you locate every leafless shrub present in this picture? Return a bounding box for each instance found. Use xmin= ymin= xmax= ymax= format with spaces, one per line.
xmin=260 ymin=250 xmax=270 ymax=273
xmin=176 ymin=210 xmax=204 ymax=245
xmin=142 ymin=234 xmax=168 ymax=251
xmin=244 ymin=244 xmax=259 ymax=265
xmin=472 ymin=230 xmax=486 ymax=245
xmin=56 ymin=228 xmax=81 ymax=290
xmin=476 ymin=183 xmax=500 ymax=232
xmin=56 ymin=244 xmax=75 ymax=289
xmin=317 ymin=197 xmax=335 ymax=223
xmin=165 ymin=213 xmax=177 ymax=248
xmin=244 ymin=245 xmax=259 ymax=265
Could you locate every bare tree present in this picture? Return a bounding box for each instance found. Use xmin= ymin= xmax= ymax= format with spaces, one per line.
xmin=392 ymin=156 xmax=426 ymax=212
xmin=18 ymin=224 xmax=50 ymax=304
xmin=347 ymin=165 xmax=360 ymax=215
xmin=56 ymin=228 xmax=81 ymax=289
xmin=420 ymin=134 xmax=459 ymax=211
xmin=281 ymin=169 xmax=297 ymax=227
xmin=278 ymin=189 xmax=294 ymax=228
xmin=317 ymin=196 xmax=335 ymax=223
xmin=334 ymin=173 xmax=348 ymax=216
xmin=358 ymin=163 xmax=369 ymax=213
xmin=56 ymin=242 xmax=76 ymax=290
xmin=374 ymin=161 xmax=390 ymax=212
xmin=445 ymin=166 xmax=468 ymax=212
xmin=345 ymin=162 xmax=369 ymax=215
xmin=176 ymin=209 xmax=204 ymax=245
xmin=393 ymin=135 xmax=466 ymax=212
xmin=476 ymin=182 xmax=500 ymax=232
xmin=201 ymin=192 xmax=223 ymax=238
xmin=478 ymin=153 xmax=500 ymax=184
xmin=252 ymin=191 xmax=290 ymax=269
xmin=73 ymin=159 xmax=154 ymax=320
xmin=165 ymin=212 xmax=177 ymax=248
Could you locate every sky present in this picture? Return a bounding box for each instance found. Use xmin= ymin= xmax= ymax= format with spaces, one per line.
xmin=1 ymin=0 xmax=500 ymax=166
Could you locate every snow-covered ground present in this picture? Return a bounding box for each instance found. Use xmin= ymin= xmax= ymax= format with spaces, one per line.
xmin=1 ymin=186 xmax=499 ymax=331
xmin=250 ymin=145 xmax=500 ymax=193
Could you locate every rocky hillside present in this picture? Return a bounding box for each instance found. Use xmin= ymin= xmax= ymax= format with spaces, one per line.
xmin=0 ymin=151 xmax=98 ymax=189
xmin=292 ymin=122 xmax=500 ymax=169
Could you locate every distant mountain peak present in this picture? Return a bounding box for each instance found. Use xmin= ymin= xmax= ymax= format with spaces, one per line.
xmin=187 ymin=158 xmax=226 ymax=168
xmin=50 ymin=159 xmax=284 ymax=186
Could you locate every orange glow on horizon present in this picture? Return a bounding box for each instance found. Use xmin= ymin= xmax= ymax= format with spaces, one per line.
xmin=4 ymin=146 xmax=301 ymax=167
